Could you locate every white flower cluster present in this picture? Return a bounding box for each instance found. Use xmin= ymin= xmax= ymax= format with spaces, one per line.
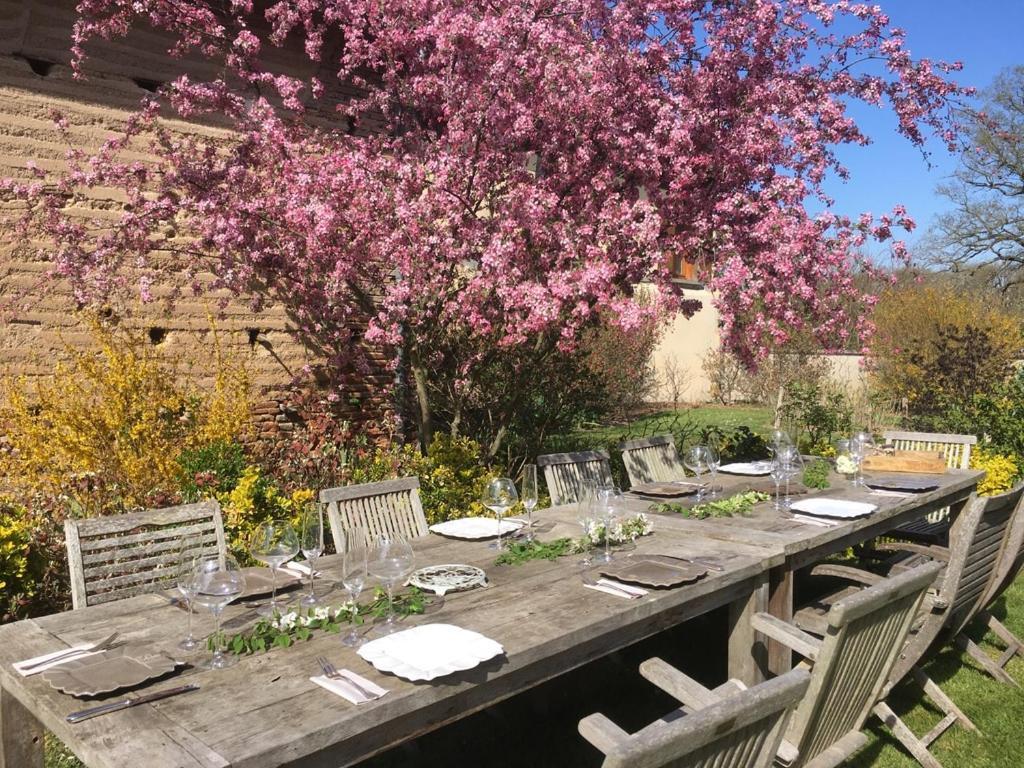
xmin=584 ymin=513 xmax=654 ymax=545
xmin=270 ymin=604 xmax=352 ymax=631
xmin=835 ymin=455 xmax=858 ymax=475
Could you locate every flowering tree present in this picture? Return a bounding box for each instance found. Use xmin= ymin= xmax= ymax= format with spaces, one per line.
xmin=2 ymin=0 xmax=967 ymax=452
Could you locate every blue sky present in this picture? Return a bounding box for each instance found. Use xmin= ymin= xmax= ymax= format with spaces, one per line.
xmin=819 ymin=0 xmax=1024 ymax=257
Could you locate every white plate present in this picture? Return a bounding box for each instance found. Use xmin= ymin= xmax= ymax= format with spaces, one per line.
xmin=429 ymin=517 xmax=522 ymax=540
xmin=408 ymin=564 xmax=487 ymax=595
xmin=789 ymin=498 xmax=877 ymax=519
xmin=358 ymin=624 xmax=504 ymax=681
xmin=718 ymin=461 xmax=773 ymax=476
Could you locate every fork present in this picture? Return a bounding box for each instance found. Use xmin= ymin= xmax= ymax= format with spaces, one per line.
xmin=21 ymin=631 xmax=120 ymax=671
xmin=315 ymin=656 xmax=382 ymax=701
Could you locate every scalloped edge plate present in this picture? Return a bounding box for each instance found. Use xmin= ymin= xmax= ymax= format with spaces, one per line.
xmin=42 ymin=645 xmax=182 ymax=697
xmin=358 ymin=623 xmax=503 ymax=681
xmin=408 ymin=564 xmax=487 ymax=595
xmin=428 ymin=517 xmax=522 ymax=540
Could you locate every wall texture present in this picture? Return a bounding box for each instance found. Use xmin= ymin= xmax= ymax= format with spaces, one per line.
xmin=0 ymin=0 xmax=395 ymax=441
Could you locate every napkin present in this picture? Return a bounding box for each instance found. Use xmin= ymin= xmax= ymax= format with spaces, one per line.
xmin=13 ymin=646 xmax=104 ymax=677
xmin=869 ymin=489 xmax=912 ymax=499
xmin=282 ymin=561 xmax=320 ymax=578
xmin=584 ymin=578 xmax=649 ymax=599
xmin=311 ymin=670 xmax=388 ymax=704
xmin=788 ymin=514 xmax=840 ymax=528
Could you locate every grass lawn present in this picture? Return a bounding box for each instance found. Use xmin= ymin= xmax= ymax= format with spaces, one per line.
xmin=568 ymin=403 xmax=775 ymax=446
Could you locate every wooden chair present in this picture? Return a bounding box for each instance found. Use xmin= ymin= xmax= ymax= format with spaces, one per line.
xmin=536 ymin=450 xmax=614 ymax=506
xmin=321 ymin=476 xmax=429 ymax=553
xmin=884 ymin=430 xmax=978 ymax=544
xmin=619 ymin=435 xmax=687 ymax=487
xmin=578 ymin=667 xmax=811 ymax=768
xmin=64 ymin=500 xmax=227 ymax=610
xmin=794 ymin=486 xmax=1024 ymax=766
xmin=756 ymin=561 xmax=945 ymax=768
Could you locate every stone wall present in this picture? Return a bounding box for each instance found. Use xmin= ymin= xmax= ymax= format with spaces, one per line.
xmin=0 ymin=0 xmax=395 ymax=442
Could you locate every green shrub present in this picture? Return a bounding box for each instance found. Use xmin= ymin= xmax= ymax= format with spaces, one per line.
xmin=780 ymin=382 xmax=852 ymax=454
xmin=178 ymin=440 xmax=247 ymax=502
xmin=0 ymin=499 xmax=35 ymax=622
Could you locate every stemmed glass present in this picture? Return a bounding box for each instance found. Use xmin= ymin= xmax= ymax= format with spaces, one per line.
xmin=368 ymin=535 xmax=415 ymax=636
xmin=482 ymin=477 xmax=518 ymax=550
xmin=684 ymin=446 xmax=709 ymax=502
xmin=340 ymin=527 xmax=368 ymax=647
xmin=704 ymin=444 xmax=721 ymax=499
xmin=593 ymin=487 xmax=623 ymax=564
xmin=299 ymin=503 xmax=324 ymax=607
xmin=191 ymin=553 xmax=245 ymax=670
xmin=576 ymin=480 xmax=598 ymax=568
xmin=772 ymin=445 xmax=798 ymax=511
xmin=176 ymin=546 xmax=202 ymax=651
xmin=851 ymin=431 xmax=874 ymax=487
xmin=250 ymin=520 xmax=300 ymax=617
xmin=782 ymin=450 xmax=804 ymax=509
xmin=521 ymin=464 xmax=538 ymax=542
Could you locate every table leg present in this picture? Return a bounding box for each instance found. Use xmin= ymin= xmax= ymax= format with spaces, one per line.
xmin=767 ymin=565 xmax=794 ymax=675
xmin=727 ymin=573 xmax=769 ymax=685
xmin=0 ymin=685 xmax=43 ymax=768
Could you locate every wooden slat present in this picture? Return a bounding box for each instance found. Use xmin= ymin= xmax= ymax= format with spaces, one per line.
xmin=321 ymin=478 xmax=429 ymax=553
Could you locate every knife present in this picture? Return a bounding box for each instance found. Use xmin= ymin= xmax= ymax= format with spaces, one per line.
xmin=66 ymin=684 xmax=199 ymax=723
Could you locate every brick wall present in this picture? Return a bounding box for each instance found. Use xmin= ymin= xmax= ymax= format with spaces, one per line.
xmin=0 ymin=0 xmax=396 ymax=442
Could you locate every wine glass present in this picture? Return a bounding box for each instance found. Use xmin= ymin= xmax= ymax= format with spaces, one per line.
xmin=704 ymin=444 xmax=721 ymax=499
xmin=482 ymin=477 xmax=518 ymax=550
xmin=249 ymin=520 xmax=300 ymax=617
xmin=191 ymin=553 xmax=245 ymax=670
xmin=782 ymin=451 xmax=804 ymax=509
xmin=576 ymin=480 xmax=598 ymax=568
xmin=770 ymin=450 xmax=789 ymax=511
xmin=521 ymin=464 xmax=538 ymax=542
xmin=368 ymin=535 xmax=414 ymax=635
xmin=683 ymin=446 xmax=708 ymax=502
xmin=299 ymin=503 xmax=324 ymax=607
xmin=340 ymin=526 xmax=368 ymax=647
xmin=176 ymin=545 xmax=202 ymax=651
xmin=851 ymin=431 xmax=874 ymax=487
xmin=593 ymin=487 xmax=623 ymax=564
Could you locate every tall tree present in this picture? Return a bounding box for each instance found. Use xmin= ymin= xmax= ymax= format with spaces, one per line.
xmin=932 ymin=66 xmax=1024 ymax=293
xmin=2 ymin=1 xmax=967 ymax=451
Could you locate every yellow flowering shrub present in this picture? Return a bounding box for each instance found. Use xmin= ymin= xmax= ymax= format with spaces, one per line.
xmin=970 ymin=448 xmax=1020 ymax=496
xmin=0 ymin=320 xmax=250 ymax=512
xmin=0 ymin=499 xmax=36 ymax=621
xmin=218 ymin=465 xmax=313 ymax=562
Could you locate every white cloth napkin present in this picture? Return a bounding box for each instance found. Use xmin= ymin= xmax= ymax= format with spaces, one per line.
xmin=789 ymin=514 xmax=840 ymax=528
xmin=311 ymin=670 xmax=388 ymax=704
xmin=281 ymin=561 xmax=320 ymax=577
xmin=869 ymin=489 xmax=912 ymax=498
xmin=13 ymin=646 xmax=103 ymax=677
xmin=584 ymin=578 xmax=649 ymax=599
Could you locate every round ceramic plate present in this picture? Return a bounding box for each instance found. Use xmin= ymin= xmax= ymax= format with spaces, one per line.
xmin=43 ymin=646 xmax=181 ymax=697
xmin=428 ymin=517 xmax=523 ymax=540
xmin=718 ymin=461 xmax=773 ymax=476
xmin=408 ymin=564 xmax=487 ymax=595
xmin=789 ymin=498 xmax=877 ymax=519
xmin=357 ymin=623 xmax=504 ymax=681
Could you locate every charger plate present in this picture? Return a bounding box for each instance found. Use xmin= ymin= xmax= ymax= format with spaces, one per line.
xmin=630 ymin=482 xmax=702 ymax=498
xmin=600 ymin=555 xmax=706 ymax=588
xmin=43 ymin=646 xmax=181 ymax=697
xmin=865 ymin=475 xmax=940 ymax=493
xmin=239 ymin=566 xmax=303 ymax=599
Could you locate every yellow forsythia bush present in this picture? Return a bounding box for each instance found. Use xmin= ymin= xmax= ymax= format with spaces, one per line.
xmin=970 ymin=448 xmax=1020 ymax=496
xmin=219 ymin=465 xmax=314 ymax=562
xmin=0 ymin=320 xmax=251 ymax=513
xmin=0 ymin=498 xmax=37 ymax=621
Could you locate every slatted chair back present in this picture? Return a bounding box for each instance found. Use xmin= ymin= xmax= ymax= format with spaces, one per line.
xmin=882 ymin=430 xmax=977 ymax=470
xmin=785 ymin=561 xmax=943 ymax=767
xmin=64 ymin=501 xmax=227 ymax=610
xmin=619 ymin=435 xmax=687 ymax=487
xmin=537 ymin=450 xmax=614 ymax=506
xmin=940 ymin=485 xmax=1024 ymax=638
xmin=981 ymin=483 xmax=1024 ymax=610
xmin=321 ymin=477 xmax=429 ymax=553
xmin=579 ymin=668 xmax=811 ymax=768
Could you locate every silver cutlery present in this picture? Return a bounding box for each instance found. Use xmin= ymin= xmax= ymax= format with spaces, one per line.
xmin=315 ymin=656 xmax=382 ymax=701
xmin=66 ymin=684 xmax=199 ymax=723
xmin=581 ymin=576 xmax=638 ymax=598
xmin=22 ymin=631 xmax=120 ymax=672
xmin=659 ymin=554 xmax=725 ymax=572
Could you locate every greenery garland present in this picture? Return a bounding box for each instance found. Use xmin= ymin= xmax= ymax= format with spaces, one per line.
xmin=650 ymin=490 xmax=770 ymax=519
xmin=211 ymin=587 xmax=428 ymax=655
xmin=494 ymin=513 xmax=655 ymax=566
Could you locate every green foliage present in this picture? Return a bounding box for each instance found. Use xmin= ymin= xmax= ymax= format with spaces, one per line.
xmin=0 ymin=499 xmax=36 ymax=622
xmin=217 ymin=465 xmax=314 ymax=562
xmin=970 ymin=448 xmax=1021 ymax=497
xmin=653 ymin=491 xmax=770 ymax=519
xmin=780 ymin=382 xmax=852 ymax=453
xmin=700 ymin=425 xmax=770 ymax=462
xmin=494 ymin=538 xmax=575 ymax=566
xmin=802 ymin=459 xmax=832 ymax=490
xmin=177 ymin=440 xmax=247 ymax=502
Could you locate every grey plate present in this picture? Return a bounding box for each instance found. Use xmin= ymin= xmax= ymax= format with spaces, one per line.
xmin=601 ymin=555 xmax=707 ymax=588
xmin=239 ymin=567 xmax=303 ymax=598
xmin=630 ymin=482 xmax=702 ymax=498
xmin=43 ymin=646 xmax=181 ymax=697
xmin=865 ymin=474 xmax=940 ymax=492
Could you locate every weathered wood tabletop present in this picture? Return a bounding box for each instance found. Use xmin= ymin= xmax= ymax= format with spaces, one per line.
xmin=0 ymin=508 xmax=783 ymax=768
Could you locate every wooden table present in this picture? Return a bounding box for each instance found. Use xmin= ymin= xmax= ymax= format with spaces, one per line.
xmin=0 ymin=510 xmax=782 ymax=768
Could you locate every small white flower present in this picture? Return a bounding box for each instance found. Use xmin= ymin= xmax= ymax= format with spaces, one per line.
xmin=278 ymin=611 xmax=298 ymax=630
xmin=313 ymin=606 xmax=330 ymax=621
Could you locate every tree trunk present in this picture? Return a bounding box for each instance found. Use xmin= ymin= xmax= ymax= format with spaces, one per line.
xmin=409 ymin=353 xmax=433 ymax=452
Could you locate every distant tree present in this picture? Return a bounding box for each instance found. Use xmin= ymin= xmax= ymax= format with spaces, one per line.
xmin=931 ymin=67 xmax=1024 ymax=293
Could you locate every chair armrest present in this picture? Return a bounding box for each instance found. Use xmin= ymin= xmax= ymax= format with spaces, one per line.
xmin=808 ymin=563 xmax=884 ymax=586
xmin=639 ymin=657 xmax=719 ymax=709
xmin=874 ymin=542 xmax=951 ymax=562
xmin=751 ymin=613 xmax=822 ymax=662
xmin=578 ymin=713 xmax=630 ymax=754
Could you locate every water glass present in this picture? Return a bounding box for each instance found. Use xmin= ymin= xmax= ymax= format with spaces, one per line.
xmin=683 ymin=446 xmax=709 ymax=502
xmin=300 ymin=503 xmax=324 ymax=607
xmin=176 ymin=547 xmax=202 ymax=652
xmin=593 ymin=487 xmax=623 ymax=564
xmin=368 ymin=535 xmax=414 ymax=636
xmin=521 ymin=464 xmax=538 ymax=541
xmin=482 ymin=477 xmax=518 ymax=550
xmin=250 ymin=520 xmax=300 ymax=617
xmin=191 ymin=553 xmax=245 ymax=670
xmin=851 ymin=431 xmax=874 ymax=486
xmin=576 ymin=480 xmax=598 ymax=567
xmin=704 ymin=444 xmax=721 ymax=499
xmin=340 ymin=527 xmax=368 ymax=647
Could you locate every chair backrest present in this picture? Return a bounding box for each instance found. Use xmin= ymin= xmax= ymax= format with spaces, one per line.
xmin=940 ymin=485 xmax=1024 ymax=636
xmin=64 ymin=500 xmax=227 ymax=610
xmin=882 ymin=430 xmax=977 ymax=470
xmin=536 ymin=450 xmax=614 ymax=506
xmin=981 ymin=483 xmax=1024 ymax=610
xmin=321 ymin=476 xmax=428 ymax=553
xmin=583 ymin=668 xmax=811 ymax=768
xmin=785 ymin=561 xmax=943 ymax=767
xmin=619 ymin=435 xmax=687 ymax=487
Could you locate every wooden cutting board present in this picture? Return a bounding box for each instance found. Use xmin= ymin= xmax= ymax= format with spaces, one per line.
xmin=861 ymin=450 xmax=947 ymax=474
